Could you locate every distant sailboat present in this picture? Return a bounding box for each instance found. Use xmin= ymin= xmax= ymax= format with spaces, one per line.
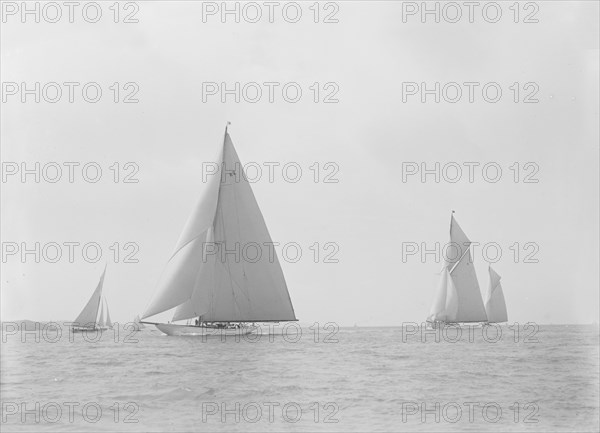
xmin=485 ymin=266 xmax=508 ymax=323
xmin=72 ymin=266 xmax=108 ymax=332
xmin=141 ymin=126 xmax=297 ymax=336
xmin=133 ymin=315 xmax=145 ymax=330
xmin=99 ymin=298 xmax=113 ymax=329
xmin=427 ymin=213 xmax=500 ymax=327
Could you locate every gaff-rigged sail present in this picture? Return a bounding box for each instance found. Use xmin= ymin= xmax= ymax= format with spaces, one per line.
xmin=485 ymin=266 xmax=508 ymax=323
xmin=143 ymin=129 xmax=296 ymax=323
xmin=74 ymin=265 xmax=106 ymax=327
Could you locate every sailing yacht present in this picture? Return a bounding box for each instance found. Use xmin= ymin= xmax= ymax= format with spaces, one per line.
xmin=141 ymin=126 xmax=297 ymax=336
xmin=72 ymin=266 xmax=110 ymax=332
xmin=427 ymin=213 xmax=508 ymax=327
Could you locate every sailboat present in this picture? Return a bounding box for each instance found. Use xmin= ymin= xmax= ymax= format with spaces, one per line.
xmin=72 ymin=266 xmax=108 ymax=332
xmin=132 ymin=315 xmax=145 ymax=330
xmin=141 ymin=125 xmax=297 ymax=336
xmin=427 ymin=212 xmax=507 ymax=327
xmin=98 ymin=298 xmax=113 ymax=329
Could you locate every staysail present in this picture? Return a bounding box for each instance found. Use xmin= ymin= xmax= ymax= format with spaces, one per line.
xmin=485 ymin=266 xmax=508 ymax=323
xmin=428 ymin=214 xmax=488 ymax=323
xmin=143 ymin=129 xmax=296 ymax=323
xmin=74 ymin=265 xmax=106 ymax=327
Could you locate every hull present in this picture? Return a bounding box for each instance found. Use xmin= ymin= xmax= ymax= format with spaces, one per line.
xmin=155 ymin=323 xmax=257 ymax=337
xmin=71 ymin=326 xmax=108 ymax=333
xmin=426 ymin=320 xmax=488 ymax=329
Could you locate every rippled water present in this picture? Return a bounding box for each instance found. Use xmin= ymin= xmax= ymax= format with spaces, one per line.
xmin=1 ymin=323 xmax=598 ymax=431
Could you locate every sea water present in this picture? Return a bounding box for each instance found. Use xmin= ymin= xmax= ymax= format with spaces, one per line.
xmin=1 ymin=323 xmax=598 ymax=432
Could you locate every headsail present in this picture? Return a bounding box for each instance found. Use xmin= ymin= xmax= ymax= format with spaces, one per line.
xmin=144 ymin=129 xmax=296 ymax=323
xmin=74 ymin=265 xmax=106 ymax=327
xmin=141 ymin=145 xmax=223 ymax=319
xmin=485 ymin=266 xmax=508 ymax=323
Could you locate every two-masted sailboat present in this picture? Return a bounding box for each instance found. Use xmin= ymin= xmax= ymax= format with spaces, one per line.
xmin=141 ymin=126 xmax=297 ymax=336
xmin=72 ymin=266 xmax=113 ymax=332
xmin=427 ymin=212 xmax=508 ymax=327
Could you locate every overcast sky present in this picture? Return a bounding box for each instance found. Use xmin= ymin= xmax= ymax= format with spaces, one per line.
xmin=1 ymin=1 xmax=598 ymax=325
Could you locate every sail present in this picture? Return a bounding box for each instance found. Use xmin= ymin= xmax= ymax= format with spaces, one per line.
xmin=428 ymin=268 xmax=460 ymax=322
xmin=134 ymin=315 xmax=145 ymax=329
xmin=74 ymin=266 xmax=106 ymax=327
xmin=141 ymin=145 xmax=223 ymax=319
xmin=446 ymin=216 xmax=488 ymax=322
xmin=105 ymin=299 xmax=113 ymax=328
xmin=98 ymin=302 xmax=105 ymax=327
xmin=428 ymin=267 xmax=449 ymax=321
xmin=485 ymin=266 xmax=508 ymax=323
xmin=173 ymin=131 xmax=297 ymax=322
xmin=444 ymin=271 xmax=460 ymax=321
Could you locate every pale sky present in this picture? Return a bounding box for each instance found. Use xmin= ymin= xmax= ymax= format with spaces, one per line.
xmin=1 ymin=1 xmax=598 ymax=325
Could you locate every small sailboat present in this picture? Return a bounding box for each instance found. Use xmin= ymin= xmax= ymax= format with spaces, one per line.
xmin=141 ymin=125 xmax=297 ymax=336
xmin=98 ymin=298 xmax=113 ymax=330
xmin=485 ymin=266 xmax=508 ymax=323
xmin=132 ymin=315 xmax=145 ymax=330
xmin=427 ymin=212 xmax=507 ymax=327
xmin=72 ymin=266 xmax=108 ymax=332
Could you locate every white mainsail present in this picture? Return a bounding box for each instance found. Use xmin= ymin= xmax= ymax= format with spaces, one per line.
xmin=428 ymin=214 xmax=488 ymax=323
xmin=143 ymin=129 xmax=296 ymax=323
xmin=485 ymin=266 xmax=508 ymax=323
xmin=74 ymin=266 xmax=106 ymax=327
